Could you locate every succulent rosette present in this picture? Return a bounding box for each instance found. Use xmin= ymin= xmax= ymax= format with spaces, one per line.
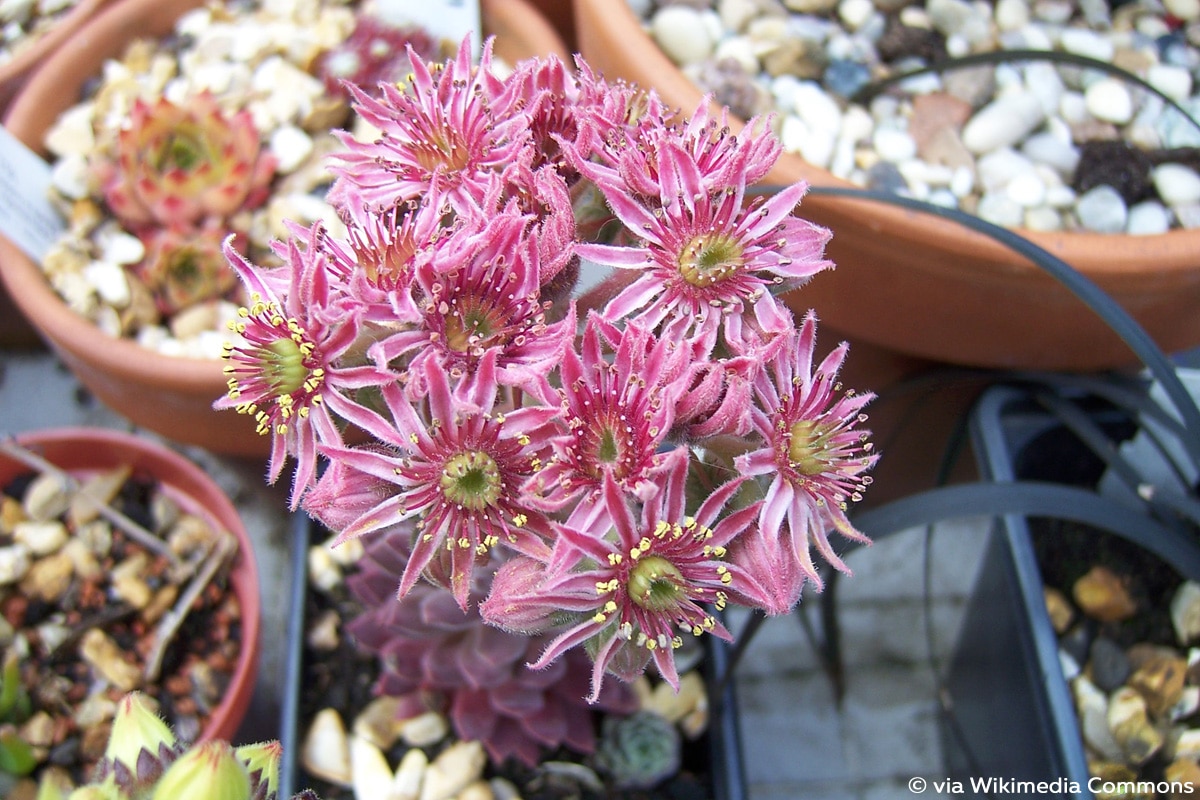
xmin=98 ymin=91 xmax=277 ymax=232
xmin=219 ymin=34 xmax=880 ymax=777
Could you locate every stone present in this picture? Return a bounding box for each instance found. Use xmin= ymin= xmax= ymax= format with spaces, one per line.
xmin=920 ymin=128 xmax=975 ymax=170
xmin=1172 ymin=582 xmax=1200 ymax=646
xmin=79 ymin=629 xmax=143 ymax=692
xmin=644 ymin=672 xmax=707 ymax=723
xmin=20 ymin=552 xmax=73 ymax=602
xmin=350 ymin=735 xmax=394 ymax=800
xmin=1085 ymin=78 xmax=1135 ymax=125
xmin=872 ymin=127 xmax=917 ymax=163
xmin=1006 ymin=172 xmax=1047 ymax=207
xmin=392 ymin=747 xmax=428 ymax=800
xmin=1147 ymin=64 xmax=1194 ymax=104
xmin=22 ymin=472 xmax=72 ymax=522
xmin=420 ymin=741 xmax=486 ymax=800
xmin=458 ymin=782 xmax=495 ymax=800
xmin=976 ymin=192 xmax=1024 ymax=227
xmin=399 ymin=710 xmax=449 ymax=747
xmin=1166 ymin=0 xmax=1200 ymax=22
xmin=44 ymin=103 xmax=96 ymax=158
xmin=1127 ymin=201 xmax=1172 ymax=235
xmin=1128 ymin=654 xmax=1187 ymax=718
xmin=1021 ymin=132 xmax=1079 ymax=177
xmin=1075 ymin=186 xmax=1130 ymax=234
xmin=12 ymin=521 xmax=68 ymax=556
xmin=1075 ymin=676 xmax=1125 ymax=762
xmin=962 ymin=92 xmax=1047 ymax=154
xmin=1108 ymin=688 xmax=1165 ymax=766
xmin=652 ymin=6 xmax=715 ymax=66
xmin=908 ymin=92 xmax=973 ymax=155
xmin=69 ymin=466 xmax=131 ymax=528
xmin=305 ymin=609 xmax=340 ymax=652
xmin=303 ymin=708 xmax=352 ymax=787
xmin=1060 ymin=28 xmax=1115 ymax=62
xmin=1153 ymin=163 xmax=1200 ymax=206
xmin=1089 ymin=636 xmax=1132 ymax=693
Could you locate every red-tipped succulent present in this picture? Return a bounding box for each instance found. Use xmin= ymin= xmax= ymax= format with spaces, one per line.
xmin=98 ymin=91 xmax=276 ymax=231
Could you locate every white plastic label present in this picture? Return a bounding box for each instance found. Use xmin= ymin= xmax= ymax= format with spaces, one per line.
xmin=373 ymin=0 xmax=483 ymax=57
xmin=0 ymin=126 xmax=66 ymax=263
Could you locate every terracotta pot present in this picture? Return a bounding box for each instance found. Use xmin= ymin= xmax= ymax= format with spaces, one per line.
xmin=0 ymin=0 xmax=570 ymax=457
xmin=0 ymin=0 xmax=117 ymax=115
xmin=571 ymin=0 xmax=1200 ymax=371
xmin=0 ymin=427 xmax=261 ymax=743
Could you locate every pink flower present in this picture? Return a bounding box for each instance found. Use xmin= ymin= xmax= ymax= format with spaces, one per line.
xmin=734 ymin=312 xmax=878 ymax=589
xmin=368 ymin=212 xmax=575 ymax=397
xmin=216 ymin=224 xmax=395 ymax=507
xmin=322 ymin=358 xmax=557 ymax=609
xmin=483 ymin=455 xmax=759 ymax=702
xmin=328 ymin=37 xmax=527 ymax=212
xmin=573 ymin=128 xmax=833 ymax=345
xmin=525 ymin=314 xmax=686 ymax=510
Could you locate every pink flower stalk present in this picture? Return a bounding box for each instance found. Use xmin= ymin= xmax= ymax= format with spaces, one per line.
xmin=368 ymin=211 xmax=575 ymax=397
xmin=216 ymin=224 xmax=395 ymax=507
xmin=733 ymin=312 xmax=878 ymax=590
xmin=322 ymin=358 xmax=558 ymax=609
xmin=573 ymin=134 xmax=833 ymax=345
xmin=328 ymin=37 xmax=527 ymax=212
xmin=483 ymin=456 xmax=760 ymax=702
xmin=525 ymin=314 xmax=687 ymax=510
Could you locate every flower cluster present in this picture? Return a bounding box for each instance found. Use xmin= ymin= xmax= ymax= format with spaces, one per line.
xmin=219 ymin=38 xmax=877 ymax=708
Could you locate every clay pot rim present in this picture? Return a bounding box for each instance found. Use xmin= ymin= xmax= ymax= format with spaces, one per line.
xmin=0 ymin=0 xmax=115 ymax=99
xmin=2 ymin=426 xmax=261 ymax=742
xmin=0 ymin=0 xmax=571 ymax=392
xmin=577 ymin=0 xmax=1200 ymax=281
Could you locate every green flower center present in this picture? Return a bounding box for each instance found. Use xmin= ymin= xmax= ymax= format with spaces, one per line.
xmin=261 ymin=337 xmax=310 ymax=397
xmin=788 ymin=419 xmax=834 ymax=476
xmin=444 ymin=297 xmax=505 ymax=353
xmin=440 ymin=450 xmax=502 ymax=512
xmin=628 ymin=556 xmax=686 ymax=612
xmin=583 ymin=420 xmax=632 ymax=480
xmin=678 ymin=234 xmax=744 ymax=288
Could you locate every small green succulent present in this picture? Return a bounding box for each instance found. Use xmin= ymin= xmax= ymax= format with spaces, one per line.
xmin=595 ymin=710 xmax=682 ymax=790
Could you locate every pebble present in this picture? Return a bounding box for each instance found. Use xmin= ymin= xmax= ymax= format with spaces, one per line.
xmin=392 ymin=747 xmax=428 ymax=800
xmin=350 ymin=735 xmax=394 ymax=800
xmin=399 ymin=710 xmax=449 ymax=748
xmin=1089 ymin=636 xmax=1132 ymax=693
xmin=1128 ymin=654 xmax=1186 ymax=717
xmin=303 ymin=708 xmax=353 ymax=787
xmin=1127 ymin=201 xmax=1171 ymax=235
xmin=0 ymin=544 xmax=31 ymax=585
xmin=419 ymin=741 xmax=486 ymax=800
xmin=652 ymin=6 xmax=715 ymax=65
xmin=12 ymin=520 xmax=68 ymax=556
xmin=1075 ymin=675 xmax=1125 ymax=762
xmin=1172 ymin=582 xmax=1200 ymax=646
xmin=1084 ymin=79 xmax=1135 ymax=125
xmin=79 ymin=629 xmax=143 ymax=691
xmin=1075 ymin=185 xmax=1129 ymax=234
xmin=962 ymin=93 xmax=1047 ymax=154
xmin=1108 ymin=686 xmax=1164 ymax=765
xmin=976 ymin=192 xmax=1024 ymax=227
xmin=1153 ymin=163 xmax=1200 ymax=206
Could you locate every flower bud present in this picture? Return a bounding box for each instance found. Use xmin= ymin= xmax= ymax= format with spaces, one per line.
xmin=104 ymin=693 xmax=176 ymax=772
xmin=235 ymin=740 xmax=282 ymax=798
xmin=151 ymin=741 xmax=251 ymax=800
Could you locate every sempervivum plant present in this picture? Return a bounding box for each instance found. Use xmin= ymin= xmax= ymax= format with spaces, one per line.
xmin=50 ymin=693 xmax=319 ymax=800
xmin=344 ymin=528 xmax=638 ymax=767
xmin=220 ymin=31 xmax=880 ymax=786
xmin=97 ymin=91 xmax=275 ymax=233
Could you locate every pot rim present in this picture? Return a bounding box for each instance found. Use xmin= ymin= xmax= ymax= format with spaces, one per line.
xmin=573 ymin=0 xmax=1200 ymax=280
xmin=2 ymin=425 xmax=262 ymax=743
